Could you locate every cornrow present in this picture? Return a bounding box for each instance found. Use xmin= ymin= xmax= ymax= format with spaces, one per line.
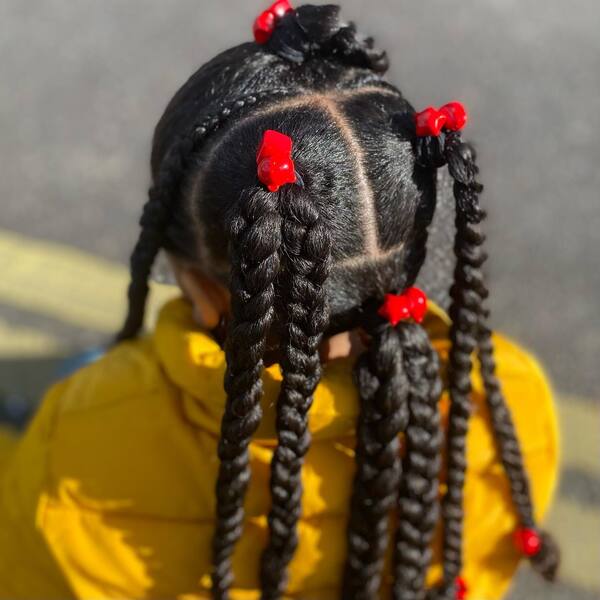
xmin=212 ymin=187 xmax=283 ymax=599
xmin=116 ymin=90 xmax=293 ymax=342
xmin=477 ymin=312 xmax=560 ymax=581
xmin=343 ymin=319 xmax=409 ymax=600
xmin=260 ymin=186 xmax=331 ymax=599
xmin=393 ymin=322 xmax=443 ymax=600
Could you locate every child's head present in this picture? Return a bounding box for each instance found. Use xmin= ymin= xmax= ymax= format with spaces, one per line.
xmin=118 ymin=3 xmax=559 ymax=597
xmin=149 ymin=7 xmax=432 ymax=336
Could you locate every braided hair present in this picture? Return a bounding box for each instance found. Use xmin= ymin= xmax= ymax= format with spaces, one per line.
xmin=414 ymin=130 xmax=560 ymax=598
xmin=259 ymin=186 xmax=331 ymax=598
xmin=117 ymin=3 xmax=559 ymax=598
xmin=212 ymin=186 xmax=283 ymax=596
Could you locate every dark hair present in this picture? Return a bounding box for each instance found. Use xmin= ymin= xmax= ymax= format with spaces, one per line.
xmin=117 ymin=4 xmax=559 ymax=598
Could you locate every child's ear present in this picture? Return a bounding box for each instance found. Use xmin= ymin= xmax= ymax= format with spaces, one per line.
xmin=169 ymin=256 xmax=230 ymax=329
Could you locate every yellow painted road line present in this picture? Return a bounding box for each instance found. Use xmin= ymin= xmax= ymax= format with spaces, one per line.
xmin=0 ymin=228 xmax=178 ymax=334
xmin=542 ymin=396 xmax=600 ymax=594
xmin=0 ymin=317 xmax=60 ymax=358
xmin=558 ymin=397 xmax=600 ymax=476
xmin=545 ymin=495 xmax=600 ymax=592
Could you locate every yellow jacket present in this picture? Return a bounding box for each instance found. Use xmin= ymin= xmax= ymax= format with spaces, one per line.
xmin=0 ymin=299 xmax=558 ymax=600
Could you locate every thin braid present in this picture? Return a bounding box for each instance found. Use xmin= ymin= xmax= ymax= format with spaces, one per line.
xmin=116 ymin=141 xmax=192 ymax=341
xmin=393 ymin=322 xmax=443 ymax=600
xmin=418 ymin=130 xmax=559 ymax=598
xmin=436 ymin=131 xmax=487 ymax=599
xmin=479 ymin=314 xmax=534 ymax=526
xmin=343 ymin=321 xmax=410 ymax=600
xmin=260 ymin=187 xmax=331 ymax=599
xmin=212 ymin=187 xmax=283 ymax=600
xmin=477 ymin=312 xmax=560 ymax=581
xmin=117 ymin=91 xmax=293 ymax=341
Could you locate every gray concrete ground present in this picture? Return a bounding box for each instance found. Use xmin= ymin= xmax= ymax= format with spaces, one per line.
xmin=0 ymin=1 xmax=599 ymax=598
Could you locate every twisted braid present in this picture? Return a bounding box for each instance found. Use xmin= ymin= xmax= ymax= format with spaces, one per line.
xmin=477 ymin=314 xmax=560 ymax=581
xmin=436 ymin=131 xmax=487 ymax=598
xmin=342 ymin=321 xmax=410 ymax=600
xmin=260 ymin=187 xmax=331 ymax=599
xmin=416 ymin=130 xmax=560 ymax=597
xmin=117 ymin=91 xmax=292 ymax=341
xmin=212 ymin=187 xmax=283 ymax=599
xmin=393 ymin=322 xmax=443 ymax=600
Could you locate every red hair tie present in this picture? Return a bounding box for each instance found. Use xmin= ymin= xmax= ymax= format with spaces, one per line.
xmin=253 ymin=0 xmax=294 ymax=44
xmin=257 ymin=129 xmax=297 ymax=192
xmin=415 ymin=101 xmax=468 ymax=137
xmin=378 ymin=287 xmax=428 ymax=326
xmin=513 ymin=527 xmax=542 ymax=557
xmin=455 ymin=576 xmax=468 ymax=600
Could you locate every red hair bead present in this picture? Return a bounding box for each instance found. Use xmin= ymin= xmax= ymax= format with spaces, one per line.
xmin=455 ymin=576 xmax=468 ymax=600
xmin=256 ymin=130 xmax=297 ymax=192
xmin=513 ymin=527 xmax=542 ymax=557
xmin=415 ymin=106 xmax=447 ymax=137
xmin=415 ymin=101 xmax=468 ymax=137
xmin=405 ymin=287 xmax=427 ymax=323
xmin=253 ymin=0 xmax=294 ymax=44
xmin=378 ymin=287 xmax=428 ymax=326
xmin=270 ymin=0 xmax=293 ymax=18
xmin=253 ymin=11 xmax=276 ymax=45
xmin=440 ymin=101 xmax=468 ymax=131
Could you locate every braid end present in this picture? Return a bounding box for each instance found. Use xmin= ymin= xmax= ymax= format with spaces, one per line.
xmin=530 ymin=530 xmax=560 ymax=582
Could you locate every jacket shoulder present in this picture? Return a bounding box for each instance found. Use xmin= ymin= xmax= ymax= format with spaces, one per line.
xmin=39 ymin=337 xmax=217 ymax=521
xmin=54 ymin=337 xmax=169 ymax=415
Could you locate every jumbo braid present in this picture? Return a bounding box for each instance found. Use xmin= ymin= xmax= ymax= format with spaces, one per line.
xmin=212 ymin=187 xmax=283 ymax=599
xmin=477 ymin=312 xmax=560 ymax=580
xmin=435 ymin=131 xmax=487 ymax=599
xmin=393 ymin=322 xmax=443 ymax=600
xmin=117 ymin=91 xmax=292 ymax=341
xmin=260 ymin=186 xmax=331 ymax=599
xmin=343 ymin=320 xmax=410 ymax=600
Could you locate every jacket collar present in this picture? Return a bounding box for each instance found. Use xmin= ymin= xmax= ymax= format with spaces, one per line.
xmin=153 ymin=298 xmax=450 ymax=442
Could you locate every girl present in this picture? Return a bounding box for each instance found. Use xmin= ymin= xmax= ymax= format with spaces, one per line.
xmin=0 ymin=3 xmax=559 ymax=599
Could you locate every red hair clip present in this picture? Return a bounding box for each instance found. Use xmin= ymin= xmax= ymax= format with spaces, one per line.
xmin=513 ymin=527 xmax=542 ymax=557
xmin=415 ymin=101 xmax=468 ymax=137
xmin=256 ymin=129 xmax=297 ymax=192
xmin=378 ymin=287 xmax=428 ymax=326
xmin=253 ymin=0 xmax=294 ymax=44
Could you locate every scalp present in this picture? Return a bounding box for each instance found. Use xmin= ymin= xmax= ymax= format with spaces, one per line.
xmin=183 ymin=86 xmax=435 ymax=318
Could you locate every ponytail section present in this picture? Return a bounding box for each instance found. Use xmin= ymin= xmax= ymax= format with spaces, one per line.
xmin=254 ymin=2 xmax=389 ymax=73
xmin=212 ymin=186 xmax=283 ymax=599
xmin=414 ymin=103 xmax=560 ymax=596
xmin=260 ymin=185 xmax=331 ymax=598
xmin=438 ymin=130 xmax=486 ymax=597
xmin=393 ymin=322 xmax=443 ymax=600
xmin=343 ymin=290 xmax=442 ymax=600
xmin=343 ymin=320 xmax=409 ymax=600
